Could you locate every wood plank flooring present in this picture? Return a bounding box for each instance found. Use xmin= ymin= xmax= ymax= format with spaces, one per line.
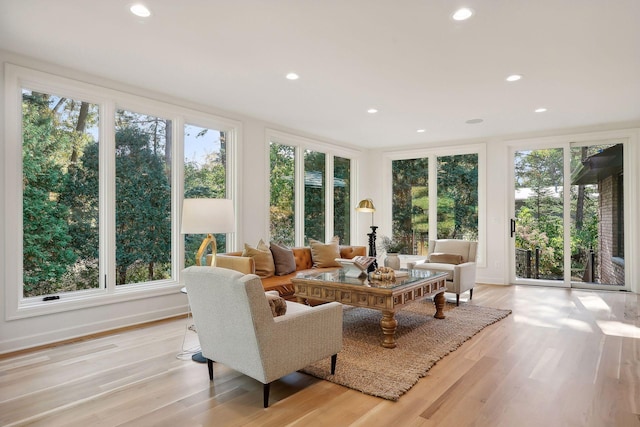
xmin=1 ymin=285 xmax=638 ymax=427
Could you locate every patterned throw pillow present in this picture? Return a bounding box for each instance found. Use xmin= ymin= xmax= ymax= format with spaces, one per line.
xmin=242 ymin=239 xmax=275 ymax=278
xmin=308 ymin=236 xmax=341 ymax=268
xmin=265 ymin=292 xmax=287 ymax=317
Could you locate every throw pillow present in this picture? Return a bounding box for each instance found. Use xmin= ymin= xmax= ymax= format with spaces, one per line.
xmin=265 ymin=292 xmax=287 ymax=317
xmin=429 ymin=252 xmax=463 ymax=265
xmin=242 ymin=239 xmax=275 ymax=278
xmin=270 ymin=242 xmax=297 ymax=276
xmin=309 ymin=236 xmax=341 ymax=268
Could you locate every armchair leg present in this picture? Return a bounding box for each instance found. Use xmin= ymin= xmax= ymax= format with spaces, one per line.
xmin=469 ymin=288 xmax=473 ymax=300
xmin=263 ymin=382 xmax=271 ymax=408
xmin=330 ymin=354 xmax=337 ymax=375
xmin=207 ymin=359 xmax=214 ymax=381
xmin=456 ymin=294 xmax=460 ymax=306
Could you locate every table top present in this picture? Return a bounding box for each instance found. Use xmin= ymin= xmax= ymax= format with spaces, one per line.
xmin=293 ymin=268 xmax=447 ymax=290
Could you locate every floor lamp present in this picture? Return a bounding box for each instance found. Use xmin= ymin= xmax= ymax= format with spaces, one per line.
xmin=181 ymin=198 xmax=236 ymax=266
xmin=356 ymin=198 xmax=378 ymax=272
xmin=180 ymin=198 xmax=235 ymax=363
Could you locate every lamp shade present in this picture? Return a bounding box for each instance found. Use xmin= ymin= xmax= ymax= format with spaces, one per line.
xmin=181 ymin=198 xmax=236 ymax=234
xmin=355 ymin=198 xmax=376 ymax=213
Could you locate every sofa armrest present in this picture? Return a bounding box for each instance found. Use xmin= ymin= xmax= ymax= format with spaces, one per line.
xmin=406 ymin=259 xmax=426 ymax=270
xmin=215 ymin=254 xmax=255 ymax=275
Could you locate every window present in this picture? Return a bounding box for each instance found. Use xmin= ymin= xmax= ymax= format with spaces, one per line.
xmin=22 ymin=90 xmax=101 ymax=297
xmin=269 ymin=142 xmax=296 ymax=246
xmin=268 ymin=131 xmax=358 ymax=246
xmin=387 ymin=146 xmax=484 ymax=260
xmin=304 ymin=150 xmax=326 ymax=244
xmin=183 ymin=124 xmax=228 ymax=266
xmin=6 ymin=65 xmax=238 ymax=317
xmin=115 ymin=110 xmax=172 ymax=285
xmin=333 ymin=156 xmax=351 ymax=244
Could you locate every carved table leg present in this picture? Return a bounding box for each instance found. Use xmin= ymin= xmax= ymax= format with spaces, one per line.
xmin=380 ymin=310 xmax=398 ymax=348
xmin=433 ymin=291 xmax=446 ymax=319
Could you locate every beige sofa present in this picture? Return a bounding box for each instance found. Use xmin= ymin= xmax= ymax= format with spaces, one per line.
xmin=214 ymin=245 xmax=366 ymax=300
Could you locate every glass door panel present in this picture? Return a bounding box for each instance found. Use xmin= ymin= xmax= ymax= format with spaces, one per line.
xmin=513 ymin=148 xmax=565 ymax=284
xmin=570 ymin=143 xmax=625 ymax=288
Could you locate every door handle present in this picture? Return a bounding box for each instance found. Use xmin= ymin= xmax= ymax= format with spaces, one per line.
xmin=510 ymin=219 xmax=516 ymax=238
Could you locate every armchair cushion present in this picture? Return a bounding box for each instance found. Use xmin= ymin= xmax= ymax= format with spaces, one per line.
xmin=309 ymin=236 xmax=341 ymax=268
xmin=429 ymin=253 xmax=463 ymax=265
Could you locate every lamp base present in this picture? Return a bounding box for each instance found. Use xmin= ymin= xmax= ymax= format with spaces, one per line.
xmin=367 ymin=226 xmax=378 ymax=272
xmin=195 ymin=234 xmax=218 ymax=266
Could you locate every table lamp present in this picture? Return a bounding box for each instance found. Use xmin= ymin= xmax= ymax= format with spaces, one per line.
xmin=181 ymin=198 xmax=236 ymax=266
xmin=356 ymin=198 xmax=378 ymax=271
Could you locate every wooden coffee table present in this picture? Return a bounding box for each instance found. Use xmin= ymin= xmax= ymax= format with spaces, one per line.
xmin=292 ymin=269 xmax=448 ymax=348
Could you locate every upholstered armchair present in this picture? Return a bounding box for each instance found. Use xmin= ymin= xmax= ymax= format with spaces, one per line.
xmin=407 ymin=239 xmax=477 ymax=305
xmin=182 ymin=266 xmax=343 ymax=407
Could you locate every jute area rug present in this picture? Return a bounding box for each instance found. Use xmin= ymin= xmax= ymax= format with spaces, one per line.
xmin=301 ymin=300 xmax=511 ymax=401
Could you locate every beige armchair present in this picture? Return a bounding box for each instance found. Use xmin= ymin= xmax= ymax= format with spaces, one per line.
xmin=407 ymin=239 xmax=477 ymax=306
xmin=182 ymin=266 xmax=343 ymax=407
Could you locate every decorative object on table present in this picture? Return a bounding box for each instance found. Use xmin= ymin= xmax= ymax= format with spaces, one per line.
xmin=335 ymin=255 xmax=377 ymax=277
xmin=377 ymin=235 xmax=404 ymax=270
xmin=355 ymin=198 xmax=378 ymax=272
xmin=371 ymin=266 xmax=396 ymax=281
xmin=181 ymin=198 xmax=236 ymax=266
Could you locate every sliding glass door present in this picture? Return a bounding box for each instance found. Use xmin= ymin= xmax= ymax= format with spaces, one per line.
xmin=511 ymin=141 xmax=626 ymax=290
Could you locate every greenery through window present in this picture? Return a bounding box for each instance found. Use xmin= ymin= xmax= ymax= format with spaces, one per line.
xmin=183 ymin=124 xmax=228 ymax=267
xmin=269 ymin=142 xmax=295 ymax=246
xmin=114 ymin=110 xmax=172 ymax=285
xmin=334 ymin=156 xmax=351 ymax=244
xmin=22 ymin=90 xmax=100 ymax=297
xmin=269 ymin=138 xmax=353 ymax=246
xmin=304 ymin=150 xmax=326 ymax=244
xmin=392 ymin=158 xmax=429 ymax=255
xmin=392 ymin=153 xmax=479 ymax=255
xmin=437 ymin=154 xmax=478 ymax=240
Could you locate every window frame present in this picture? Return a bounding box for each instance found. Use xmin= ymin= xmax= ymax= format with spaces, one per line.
xmin=265 ymin=129 xmax=361 ymax=246
xmin=382 ymin=143 xmax=487 ymax=267
xmin=4 ymin=64 xmax=240 ymax=320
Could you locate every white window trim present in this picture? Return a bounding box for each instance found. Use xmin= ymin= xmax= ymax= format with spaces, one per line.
xmin=381 ymin=143 xmax=487 ymax=268
xmin=4 ymin=64 xmax=241 ymax=320
xmin=265 ymin=129 xmax=362 ymax=246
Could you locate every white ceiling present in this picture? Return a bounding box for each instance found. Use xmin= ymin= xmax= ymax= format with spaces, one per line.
xmin=1 ymin=0 xmax=639 ymax=148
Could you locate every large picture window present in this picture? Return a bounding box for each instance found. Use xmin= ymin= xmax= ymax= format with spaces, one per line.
xmin=268 ymin=132 xmax=357 ymax=246
xmin=6 ymin=65 xmax=238 ymax=316
xmin=389 ymin=147 xmax=483 ymax=259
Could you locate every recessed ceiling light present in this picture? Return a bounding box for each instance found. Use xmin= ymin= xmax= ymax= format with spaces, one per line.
xmin=506 ymin=74 xmax=523 ymax=82
xmin=452 ymin=8 xmax=474 ymax=21
xmin=130 ymin=4 xmax=151 ymax=17
xmin=535 ymin=107 xmax=548 ymax=113
xmin=417 ymin=129 xmax=426 ymax=133
xmin=286 ymin=72 xmax=299 ymax=80
xmin=367 ymin=108 xmax=378 ymax=114
xmin=466 ymin=118 xmax=484 ymax=124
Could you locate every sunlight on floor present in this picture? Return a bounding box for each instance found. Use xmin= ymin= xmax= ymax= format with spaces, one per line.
xmin=596 ymin=320 xmax=640 ymax=339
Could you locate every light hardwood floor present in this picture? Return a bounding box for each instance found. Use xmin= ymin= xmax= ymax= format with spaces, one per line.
xmin=1 ymin=285 xmax=638 ymax=427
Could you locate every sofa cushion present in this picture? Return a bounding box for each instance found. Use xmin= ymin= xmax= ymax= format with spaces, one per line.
xmin=309 ymin=236 xmax=341 ymax=268
xmin=429 ymin=252 xmax=463 ymax=265
xmin=242 ymin=239 xmax=275 ymax=278
xmin=270 ymin=242 xmax=297 ymax=276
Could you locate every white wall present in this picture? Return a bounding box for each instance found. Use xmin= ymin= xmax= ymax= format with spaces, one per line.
xmin=2 ymin=50 xmax=639 ymax=353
